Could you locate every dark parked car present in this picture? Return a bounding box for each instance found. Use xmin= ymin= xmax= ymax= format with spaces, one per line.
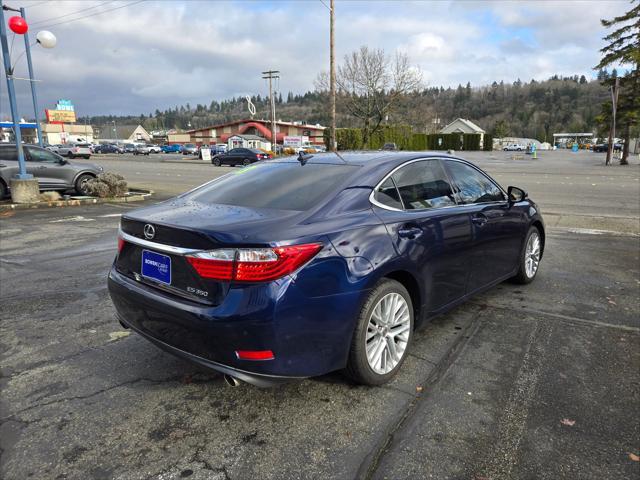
xmin=592 ymin=143 xmax=622 ymax=152
xmin=0 ymin=144 xmax=103 ymax=198
xmin=108 ymin=152 xmax=544 ymax=387
xmin=95 ymin=143 xmax=124 ymax=154
xmin=211 ymin=148 xmax=272 ymax=166
xmin=382 ymin=142 xmax=398 ymax=151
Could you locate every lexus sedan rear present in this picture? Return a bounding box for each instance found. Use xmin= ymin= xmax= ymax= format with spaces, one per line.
xmin=108 ymin=153 xmax=544 ymax=387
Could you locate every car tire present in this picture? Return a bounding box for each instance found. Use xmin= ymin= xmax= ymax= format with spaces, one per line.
xmin=0 ymin=180 xmax=7 ymax=199
xmin=74 ymin=173 xmax=94 ymax=196
xmin=511 ymin=225 xmax=542 ymax=284
xmin=83 ymin=155 xmax=90 ymax=159
xmin=345 ymin=278 xmax=414 ymax=386
xmin=67 ymin=153 xmax=74 ymax=159
xmin=517 ymin=148 xmax=522 ymax=151
xmin=242 ymin=158 xmax=251 ymax=166
xmin=213 ymin=158 xmax=221 ymax=166
xmin=503 ymin=148 xmax=508 ymax=151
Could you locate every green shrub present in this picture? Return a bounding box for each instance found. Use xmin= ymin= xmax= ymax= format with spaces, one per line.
xmin=483 ymin=134 xmax=493 ymax=151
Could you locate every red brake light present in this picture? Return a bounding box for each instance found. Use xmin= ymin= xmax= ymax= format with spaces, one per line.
xmin=236 ymin=350 xmax=275 ymax=360
xmin=186 ymin=243 xmax=322 ymax=282
xmin=117 ymin=236 xmax=125 ymax=253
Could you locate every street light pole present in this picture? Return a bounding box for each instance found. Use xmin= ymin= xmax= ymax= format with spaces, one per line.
xmin=329 ymin=0 xmax=336 ymax=151
xmin=20 ymin=7 xmax=43 ymax=147
xmin=0 ymin=1 xmax=31 ymax=179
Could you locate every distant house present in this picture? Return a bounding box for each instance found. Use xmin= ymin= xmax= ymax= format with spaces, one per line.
xmin=227 ymin=134 xmax=271 ymax=151
xmin=101 ymin=124 xmax=151 ymax=143
xmin=440 ymin=118 xmax=486 ymax=148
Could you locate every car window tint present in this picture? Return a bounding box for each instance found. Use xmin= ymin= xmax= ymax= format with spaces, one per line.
xmin=373 ymin=178 xmax=403 ymax=209
xmin=390 ymin=160 xmax=456 ymax=210
xmin=188 ymin=162 xmax=359 ymax=211
xmin=0 ymin=147 xmax=18 ymax=161
xmin=26 ymin=147 xmax=59 ymax=163
xmin=445 ymin=161 xmax=505 ymax=204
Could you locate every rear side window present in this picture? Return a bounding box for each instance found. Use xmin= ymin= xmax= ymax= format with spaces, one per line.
xmin=0 ymin=146 xmax=18 ymax=161
xmin=188 ymin=162 xmax=359 ymax=211
xmin=373 ymin=178 xmax=403 ymax=209
xmin=390 ymin=160 xmax=457 ymax=210
xmin=445 ymin=160 xmax=505 ymax=204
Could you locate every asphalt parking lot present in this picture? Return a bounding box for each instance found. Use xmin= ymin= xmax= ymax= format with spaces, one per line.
xmin=1 ymin=150 xmax=639 ymax=479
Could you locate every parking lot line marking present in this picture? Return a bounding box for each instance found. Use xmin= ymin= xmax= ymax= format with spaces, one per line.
xmin=472 ymin=303 xmax=640 ymax=333
xmin=49 ymin=216 xmax=95 ymax=223
xmin=99 ymin=214 xmax=122 ymax=218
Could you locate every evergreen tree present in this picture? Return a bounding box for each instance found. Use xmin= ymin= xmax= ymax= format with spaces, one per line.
xmin=595 ymin=1 xmax=640 ymax=165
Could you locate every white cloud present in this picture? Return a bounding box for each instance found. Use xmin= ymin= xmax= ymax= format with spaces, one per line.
xmin=0 ymin=0 xmax=631 ymax=119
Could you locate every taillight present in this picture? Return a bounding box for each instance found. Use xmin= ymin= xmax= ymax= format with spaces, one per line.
xmin=117 ymin=235 xmax=125 ymax=253
xmin=186 ymin=249 xmax=235 ymax=280
xmin=186 ymin=243 xmax=322 ymax=282
xmin=73 ymin=147 xmax=78 ymax=153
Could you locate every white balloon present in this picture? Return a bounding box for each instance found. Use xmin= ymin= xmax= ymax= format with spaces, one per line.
xmin=36 ymin=30 xmax=57 ymax=49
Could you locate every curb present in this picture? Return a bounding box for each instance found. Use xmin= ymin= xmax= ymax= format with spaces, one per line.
xmin=0 ymin=188 xmax=154 ymax=212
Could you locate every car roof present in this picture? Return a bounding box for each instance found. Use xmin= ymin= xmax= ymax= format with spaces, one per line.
xmin=265 ymin=151 xmax=467 ymax=187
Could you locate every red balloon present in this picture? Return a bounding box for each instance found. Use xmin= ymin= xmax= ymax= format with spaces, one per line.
xmin=8 ymin=16 xmax=28 ymax=35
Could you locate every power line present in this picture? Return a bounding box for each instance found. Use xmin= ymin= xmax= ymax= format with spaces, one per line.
xmin=30 ymin=1 xmax=114 ymax=27
xmin=36 ymin=0 xmax=145 ymax=29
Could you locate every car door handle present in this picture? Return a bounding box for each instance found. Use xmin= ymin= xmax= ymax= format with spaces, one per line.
xmin=471 ymin=213 xmax=488 ymax=226
xmin=398 ymin=226 xmax=423 ymax=239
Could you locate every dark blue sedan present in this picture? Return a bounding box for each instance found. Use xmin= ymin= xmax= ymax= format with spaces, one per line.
xmin=108 ymin=152 xmax=544 ymax=387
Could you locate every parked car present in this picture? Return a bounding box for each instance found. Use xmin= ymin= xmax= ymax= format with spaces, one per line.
xmin=108 ymin=152 xmax=544 ymax=387
xmin=161 ymin=144 xmax=183 ymax=153
xmin=133 ymin=145 xmax=152 ymax=156
xmin=95 ymin=143 xmax=124 ymax=154
xmin=46 ymin=144 xmax=62 ymax=153
xmin=121 ymin=143 xmax=135 ymax=154
xmin=211 ymin=148 xmax=272 ymax=166
xmin=182 ymin=144 xmax=198 ymax=155
xmin=592 ymin=143 xmax=622 ymax=152
xmin=0 ymin=144 xmax=103 ymax=198
xmin=382 ymin=143 xmax=398 ymax=151
xmin=503 ymin=144 xmax=526 ymax=151
xmin=147 ymin=144 xmax=161 ymax=154
xmin=56 ymin=142 xmax=92 ymax=159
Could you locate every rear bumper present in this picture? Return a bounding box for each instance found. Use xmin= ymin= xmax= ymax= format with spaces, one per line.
xmin=116 ymin=313 xmax=301 ymax=387
xmin=108 ymin=265 xmax=364 ymax=384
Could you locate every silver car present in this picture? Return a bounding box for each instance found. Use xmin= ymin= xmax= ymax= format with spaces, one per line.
xmin=57 ymin=142 xmax=92 ymax=159
xmin=0 ymin=144 xmax=103 ymax=198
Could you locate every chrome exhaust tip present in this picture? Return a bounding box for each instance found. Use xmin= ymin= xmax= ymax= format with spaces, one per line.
xmin=223 ymin=374 xmax=241 ymax=387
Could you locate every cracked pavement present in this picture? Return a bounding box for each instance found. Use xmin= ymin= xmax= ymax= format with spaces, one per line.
xmin=1 ymin=151 xmax=639 ymax=479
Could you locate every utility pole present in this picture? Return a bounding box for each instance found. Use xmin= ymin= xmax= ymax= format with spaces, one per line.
xmin=20 ymin=7 xmax=43 ymax=147
xmin=606 ymin=76 xmax=619 ymax=166
xmin=0 ymin=1 xmax=29 ymax=178
xmin=262 ymin=70 xmax=279 ymax=152
xmin=329 ymin=0 xmax=336 ymax=151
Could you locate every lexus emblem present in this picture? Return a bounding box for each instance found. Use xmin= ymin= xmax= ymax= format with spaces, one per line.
xmin=143 ymin=224 xmax=156 ymax=240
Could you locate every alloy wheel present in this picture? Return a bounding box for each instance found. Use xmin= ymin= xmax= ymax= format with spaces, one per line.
xmin=365 ymin=292 xmax=411 ymax=374
xmin=525 ymin=232 xmax=541 ymax=278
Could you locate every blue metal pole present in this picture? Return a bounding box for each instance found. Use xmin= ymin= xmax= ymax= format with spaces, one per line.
xmin=20 ymin=7 xmax=43 ymax=147
xmin=0 ymin=1 xmax=31 ymax=179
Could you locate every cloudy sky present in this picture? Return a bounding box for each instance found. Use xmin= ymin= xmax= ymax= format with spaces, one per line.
xmin=0 ymin=0 xmax=631 ymax=119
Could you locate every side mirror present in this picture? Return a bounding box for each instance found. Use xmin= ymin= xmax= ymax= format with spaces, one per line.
xmin=57 ymin=158 xmax=67 ymax=165
xmin=508 ymin=186 xmax=527 ymax=203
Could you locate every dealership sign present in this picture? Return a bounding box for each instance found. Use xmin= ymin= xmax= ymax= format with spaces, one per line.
xmin=283 ymin=136 xmax=310 ymax=147
xmin=45 ymin=99 xmax=77 ymax=123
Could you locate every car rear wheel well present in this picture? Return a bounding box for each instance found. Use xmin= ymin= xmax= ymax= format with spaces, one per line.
xmin=384 ymin=270 xmax=422 ymax=325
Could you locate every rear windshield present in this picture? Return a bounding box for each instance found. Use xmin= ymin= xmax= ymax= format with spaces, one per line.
xmin=187 ymin=162 xmax=358 ymax=211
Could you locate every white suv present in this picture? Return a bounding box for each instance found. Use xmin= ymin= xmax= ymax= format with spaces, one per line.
xmin=57 ymin=142 xmax=92 ymax=159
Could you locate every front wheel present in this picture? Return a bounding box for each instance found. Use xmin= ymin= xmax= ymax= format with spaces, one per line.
xmin=345 ymin=279 xmax=413 ymax=386
xmin=242 ymin=158 xmax=251 ymax=166
xmin=74 ymin=173 xmax=94 ymax=196
xmin=213 ymin=158 xmax=221 ymax=166
xmin=511 ymin=226 xmax=542 ymax=284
